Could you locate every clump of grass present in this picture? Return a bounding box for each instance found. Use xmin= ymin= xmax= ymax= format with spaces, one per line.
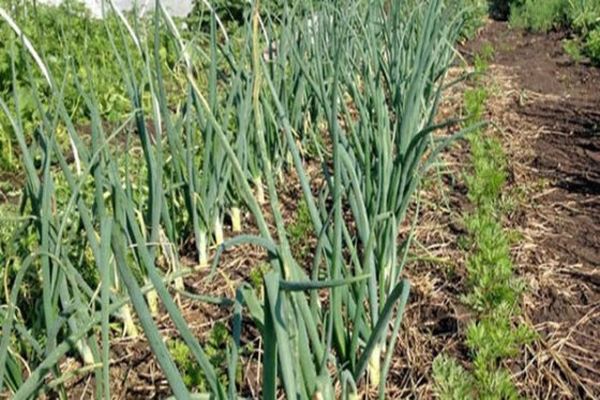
xmin=0 ymin=203 xmax=19 ymax=250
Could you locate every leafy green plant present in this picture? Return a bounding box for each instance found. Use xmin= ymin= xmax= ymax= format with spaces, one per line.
xmin=249 ymin=262 xmax=270 ymax=290
xmin=570 ymin=0 xmax=600 ymax=34
xmin=288 ymin=198 xmax=312 ymax=260
xmin=585 ymin=26 xmax=600 ymax=62
xmin=467 ymin=307 xmax=534 ymax=399
xmin=434 ymin=46 xmax=531 ymax=400
xmin=169 ymin=339 xmax=205 ymax=389
xmin=0 ymin=0 xmax=189 ymax=170
xmin=473 ymin=42 xmax=495 ymax=73
xmin=563 ymin=38 xmax=585 ymax=61
xmin=510 ymin=0 xmax=570 ymax=31
xmin=465 ymin=137 xmax=507 ymax=208
xmin=169 ymin=322 xmax=233 ymax=391
xmin=508 ymin=0 xmax=600 ymax=63
xmin=464 ymin=88 xmax=489 ymax=123
xmin=446 ymin=0 xmax=488 ymax=38
xmin=464 ymin=212 xmax=521 ymax=311
xmin=433 ymin=355 xmax=475 ymax=400
xmin=467 ymin=307 xmax=534 ymax=363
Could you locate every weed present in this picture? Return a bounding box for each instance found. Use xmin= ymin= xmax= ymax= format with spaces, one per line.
xmin=249 ymin=262 xmax=270 ymax=291
xmin=570 ymin=0 xmax=600 ymax=35
xmin=0 ymin=203 xmax=18 ymax=249
xmin=0 ymin=202 xmax=39 ymax=319
xmin=0 ymin=1 xmax=189 ymax=169
xmin=563 ymin=38 xmax=585 ymax=62
xmin=585 ymin=27 xmax=600 ymax=63
xmin=499 ymin=185 xmax=528 ymax=214
xmin=288 ymin=198 xmax=312 ymax=260
xmin=205 ymin=322 xmax=230 ymax=372
xmin=169 ymin=339 xmax=205 ymax=389
xmin=473 ymin=42 xmax=495 ymax=74
xmin=168 ymin=322 xmax=233 ymax=391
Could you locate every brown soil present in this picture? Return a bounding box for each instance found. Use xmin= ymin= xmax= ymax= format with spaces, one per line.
xmin=0 ymin=171 xmax=23 ymax=204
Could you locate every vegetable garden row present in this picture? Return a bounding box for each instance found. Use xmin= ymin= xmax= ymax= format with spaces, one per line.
xmin=3 ymin=0 xmax=597 ymax=399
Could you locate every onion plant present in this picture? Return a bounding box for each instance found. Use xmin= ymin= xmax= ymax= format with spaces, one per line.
xmin=0 ymin=0 xmax=467 ymax=398
xmin=236 ymin=1 xmax=463 ymax=396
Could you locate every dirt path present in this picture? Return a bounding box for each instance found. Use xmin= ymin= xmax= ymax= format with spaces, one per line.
xmin=467 ymin=20 xmax=600 ymax=399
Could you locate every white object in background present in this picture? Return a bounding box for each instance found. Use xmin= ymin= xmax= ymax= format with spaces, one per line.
xmin=36 ymin=0 xmax=194 ymax=18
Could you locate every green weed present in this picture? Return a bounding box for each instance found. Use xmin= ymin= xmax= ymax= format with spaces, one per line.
xmin=249 ymin=262 xmax=270 ymax=291
xmin=563 ymin=39 xmax=585 ymax=62
xmin=0 ymin=1 xmax=190 ymax=170
xmin=570 ymin=0 xmax=600 ymax=34
xmin=169 ymin=339 xmax=205 ymax=389
xmin=473 ymin=43 xmax=494 ymax=74
xmin=0 ymin=203 xmax=18 ymax=248
xmin=585 ymin=27 xmax=600 ymax=63
xmin=288 ymin=198 xmax=312 ymax=260
xmin=168 ymin=322 xmax=233 ymax=391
